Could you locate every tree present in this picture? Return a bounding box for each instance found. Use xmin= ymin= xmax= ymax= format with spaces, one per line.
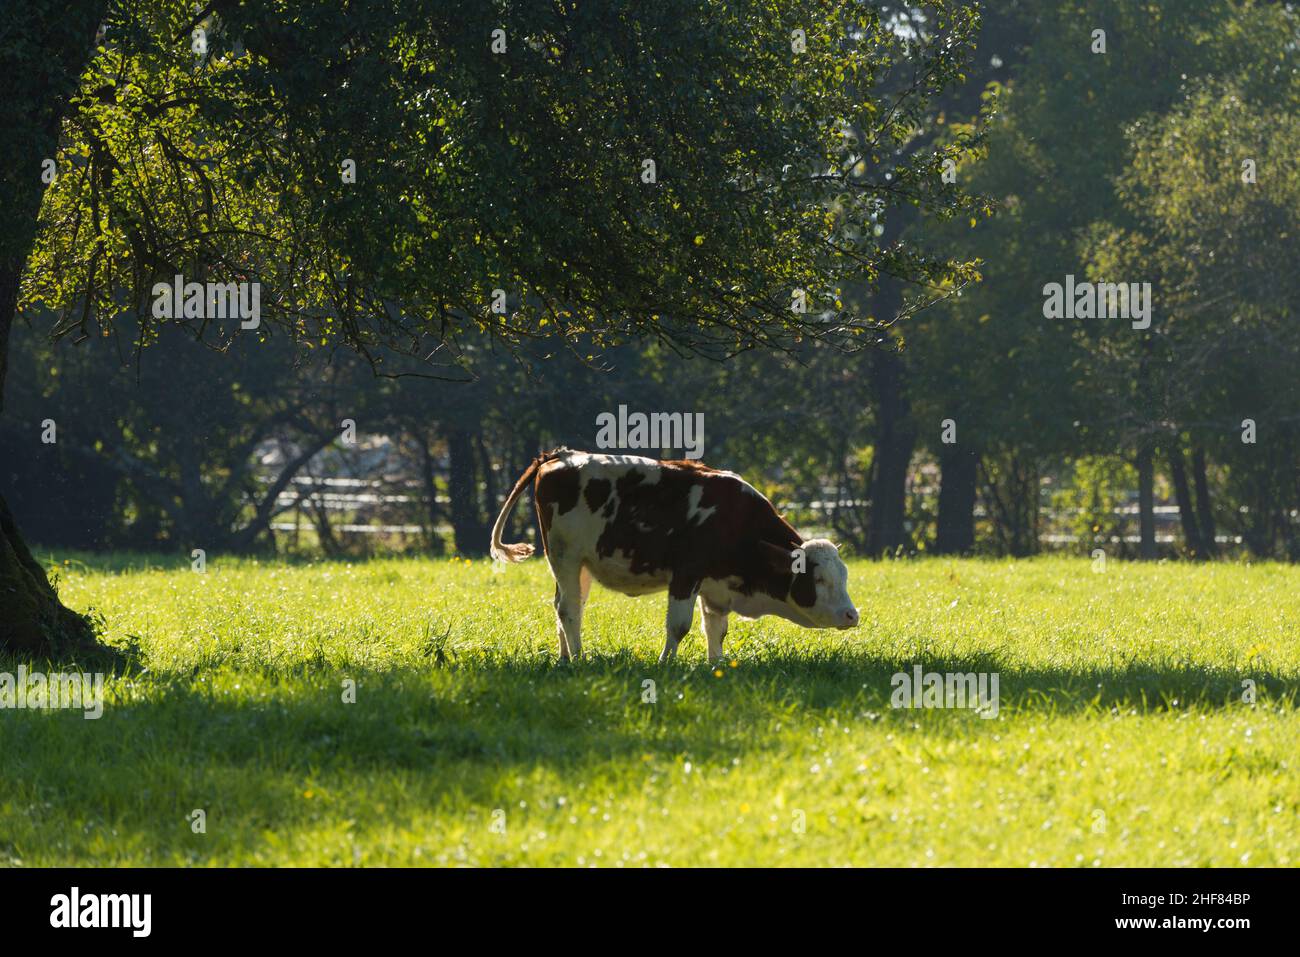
xmin=1100 ymin=78 xmax=1300 ymax=558
xmin=913 ymin=0 xmax=1296 ymax=557
xmin=847 ymin=1 xmax=1026 ymax=557
xmin=1 ymin=2 xmax=107 ymax=653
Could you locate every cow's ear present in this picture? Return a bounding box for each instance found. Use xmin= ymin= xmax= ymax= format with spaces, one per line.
xmin=753 ymin=542 xmax=816 ymax=605
xmin=755 ymin=541 xmax=799 ymax=580
xmin=757 ymin=540 xmax=795 ymax=569
xmin=790 ymin=559 xmax=817 ymax=608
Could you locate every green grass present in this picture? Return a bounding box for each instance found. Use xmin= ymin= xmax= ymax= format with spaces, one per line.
xmin=2 ymin=553 xmax=1297 ymax=866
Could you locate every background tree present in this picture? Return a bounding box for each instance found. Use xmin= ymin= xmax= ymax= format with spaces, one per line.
xmin=913 ymin=0 xmax=1298 ymax=558
xmin=1100 ymin=79 xmax=1300 ymax=558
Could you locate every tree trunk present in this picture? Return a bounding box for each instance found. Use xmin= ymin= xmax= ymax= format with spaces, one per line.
xmin=862 ymin=202 xmax=916 ymax=560
xmin=1136 ymin=444 xmax=1157 ymax=560
xmin=0 ymin=279 xmax=96 ymax=654
xmin=865 ymin=347 xmax=916 ymax=557
xmin=0 ymin=3 xmax=106 ymax=655
xmin=0 ymin=491 xmax=96 ymax=654
xmin=935 ymin=447 xmax=979 ymax=555
xmin=1191 ymin=446 xmax=1217 ymax=558
xmin=1167 ymin=443 xmax=1204 ymax=559
xmin=446 ymin=428 xmax=488 ymax=556
xmin=225 ymin=430 xmax=335 ymax=552
xmin=305 ymin=494 xmax=342 ymax=557
xmin=1002 ymin=455 xmax=1039 ymax=556
xmin=416 ymin=429 xmax=445 ymax=555
xmin=474 ymin=433 xmax=498 ymax=528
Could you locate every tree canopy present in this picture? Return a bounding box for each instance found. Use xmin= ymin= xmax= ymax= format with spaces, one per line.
xmin=24 ymin=0 xmax=987 ymax=370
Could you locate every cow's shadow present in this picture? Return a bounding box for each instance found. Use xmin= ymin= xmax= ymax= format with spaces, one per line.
xmin=546 ymin=649 xmax=1292 ymax=715
xmin=28 ymin=647 xmax=1295 ymax=772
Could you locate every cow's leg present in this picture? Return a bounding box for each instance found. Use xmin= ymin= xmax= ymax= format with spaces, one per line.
xmin=658 ymin=578 xmax=699 ymax=663
xmin=566 ymin=564 xmax=592 ymax=658
xmin=552 ymin=583 xmax=571 ymax=660
xmin=700 ymin=597 xmax=729 ymax=663
xmin=553 ymin=568 xmax=585 ymax=660
xmin=548 ymin=546 xmax=586 ymax=661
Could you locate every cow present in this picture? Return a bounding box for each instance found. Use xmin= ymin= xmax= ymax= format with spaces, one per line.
xmin=489 ymin=448 xmax=859 ymax=663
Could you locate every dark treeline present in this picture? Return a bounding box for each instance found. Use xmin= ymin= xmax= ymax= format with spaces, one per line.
xmin=4 ymin=0 xmax=1299 ymax=565
xmin=4 ymin=281 xmax=1297 ymax=563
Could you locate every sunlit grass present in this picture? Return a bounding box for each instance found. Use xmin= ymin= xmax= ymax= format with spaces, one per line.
xmin=1 ymin=553 xmax=1296 ymax=866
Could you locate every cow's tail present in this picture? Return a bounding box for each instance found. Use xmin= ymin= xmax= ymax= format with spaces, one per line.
xmin=489 ymin=448 xmax=568 ymax=563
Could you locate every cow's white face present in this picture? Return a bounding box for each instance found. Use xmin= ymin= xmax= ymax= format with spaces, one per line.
xmin=795 ymin=539 xmax=859 ymax=630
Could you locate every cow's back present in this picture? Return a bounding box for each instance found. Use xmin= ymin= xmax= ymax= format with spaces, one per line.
xmin=533 ymin=451 xmax=776 ymax=596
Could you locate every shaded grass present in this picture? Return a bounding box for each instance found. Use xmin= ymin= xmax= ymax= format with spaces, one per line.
xmin=1 ymin=554 xmax=1296 ymax=866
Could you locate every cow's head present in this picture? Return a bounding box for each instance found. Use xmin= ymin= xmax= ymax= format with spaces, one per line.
xmin=787 ymin=539 xmax=858 ymax=630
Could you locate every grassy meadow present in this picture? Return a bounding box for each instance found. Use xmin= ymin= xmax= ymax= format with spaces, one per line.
xmin=1 ymin=553 xmax=1297 ymax=867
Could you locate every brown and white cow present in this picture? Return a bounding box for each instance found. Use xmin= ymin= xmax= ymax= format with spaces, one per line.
xmin=490 ymin=448 xmax=859 ymax=662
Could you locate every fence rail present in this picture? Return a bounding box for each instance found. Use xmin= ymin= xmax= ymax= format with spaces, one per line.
xmin=262 ymin=473 xmax=1272 ymax=549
